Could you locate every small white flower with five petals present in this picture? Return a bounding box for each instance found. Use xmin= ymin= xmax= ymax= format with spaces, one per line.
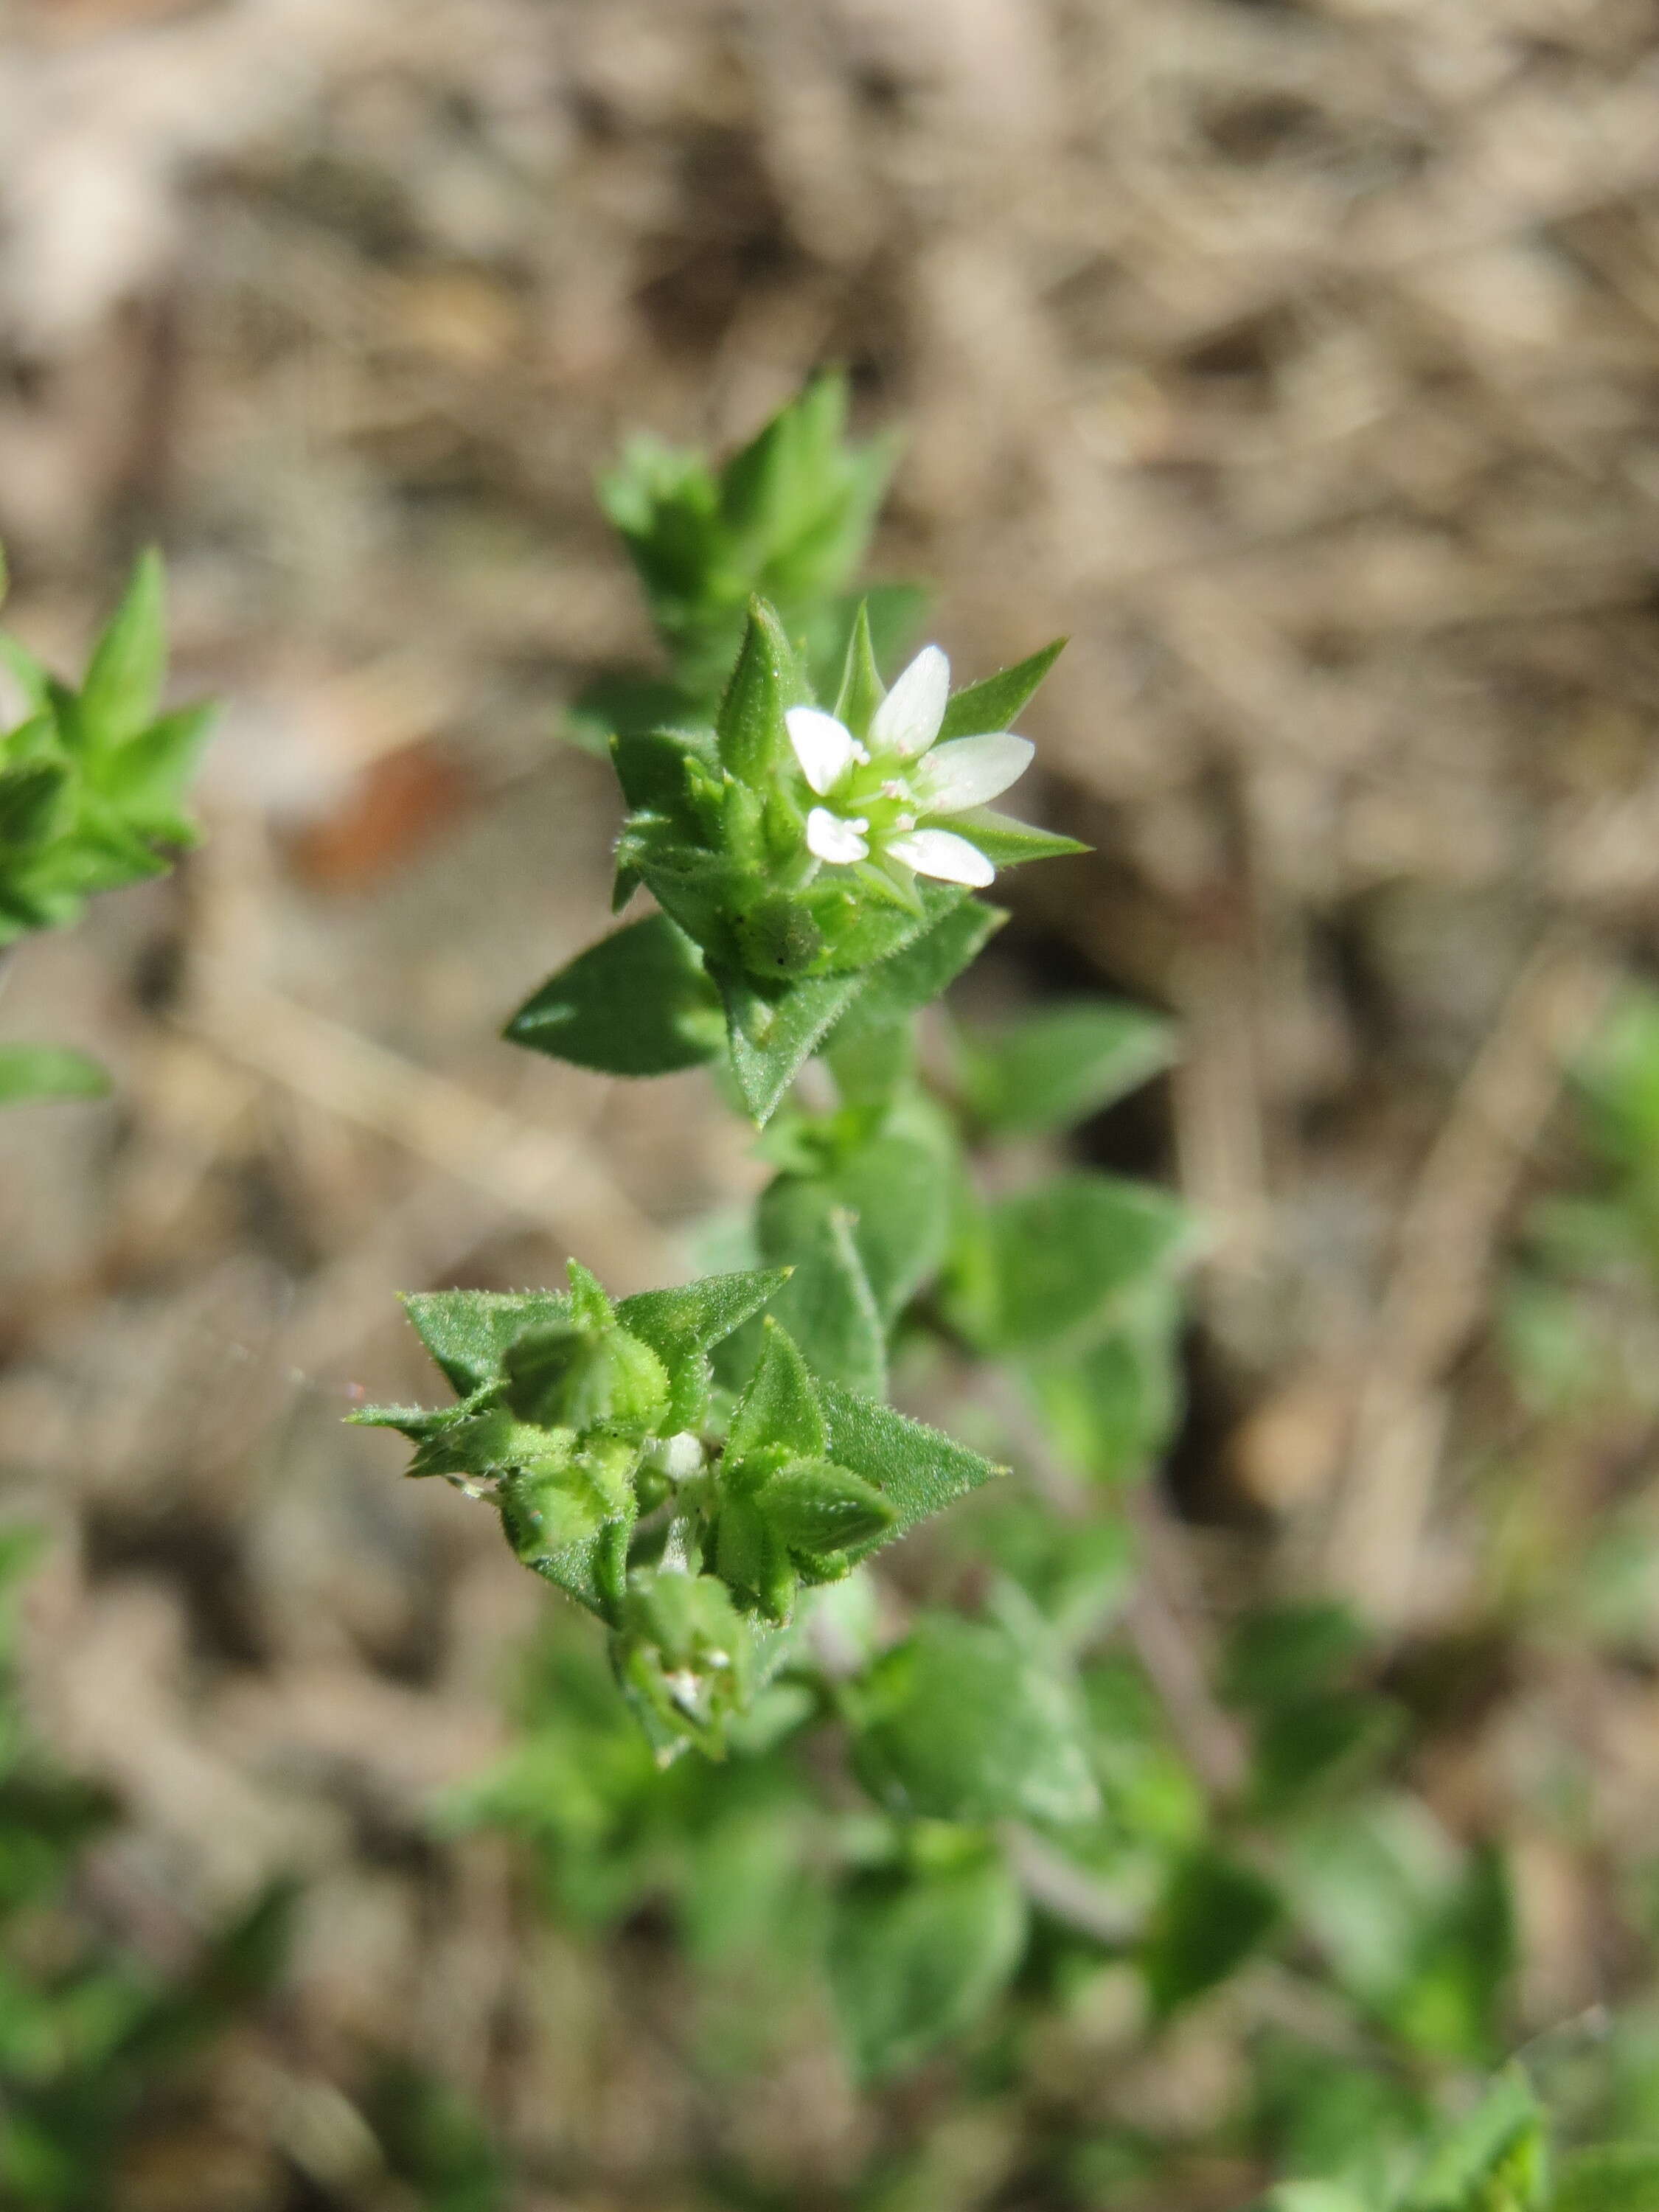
xmin=785 ymin=644 xmax=1033 ymax=890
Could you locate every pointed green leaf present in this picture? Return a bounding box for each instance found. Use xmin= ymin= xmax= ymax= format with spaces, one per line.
xmin=951 ymin=807 xmax=1088 ymax=867
xmin=616 ymin=1269 xmax=790 ymax=1365
xmin=718 ymin=967 xmax=866 ymax=1125
xmin=0 ymin=1043 xmax=111 ymax=1104
xmin=756 ymin=1197 xmax=886 ymax=1397
xmin=617 ymin=1267 xmax=790 ymax=1434
xmin=726 ymin=1319 xmax=828 ymax=1466
xmin=79 ymin=548 xmax=167 ymax=746
xmin=815 ymin=1377 xmax=1005 ymax=1547
xmin=826 ymin=891 xmax=1004 ymax=1057
xmin=961 ymin=998 xmax=1179 ymax=1135
xmin=1141 ymin=1847 xmax=1282 ymax=2020
xmin=829 ymin=1851 xmax=1027 ymax=2081
xmin=937 ymin=639 xmax=1065 ymax=740
xmin=608 ymin=723 xmax=717 ymax=825
xmin=400 ymin=1287 xmax=573 ymax=1397
xmin=94 ymin=700 xmax=213 ymax=830
xmin=715 ymin=599 xmax=809 ymax=787
xmin=505 ymin=914 xmax=723 ymax=1077
xmin=852 ymin=1613 xmax=1099 ymax=1826
xmin=950 ymin=1171 xmax=1197 ymax=1354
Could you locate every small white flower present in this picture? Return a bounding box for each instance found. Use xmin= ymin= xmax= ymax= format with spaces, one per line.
xmin=783 ymin=644 xmax=1033 ymax=888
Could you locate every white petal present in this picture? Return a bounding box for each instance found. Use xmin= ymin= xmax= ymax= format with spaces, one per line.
xmin=911 ymin=731 xmax=1034 ymax=814
xmin=787 ymin=706 xmax=858 ymax=796
xmin=870 ymin=644 xmax=950 ymax=759
xmin=807 ymin=806 xmax=870 ymax=864
xmin=883 ymin=827 xmax=995 ymax=886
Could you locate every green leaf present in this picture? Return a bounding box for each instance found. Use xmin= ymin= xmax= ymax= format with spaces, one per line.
xmin=1222 ymin=1601 xmax=1371 ymax=1711
xmin=762 ymin=1127 xmax=955 ymax=1330
xmin=950 ymin=807 xmax=1088 ymax=867
xmin=951 ymin=1171 xmax=1196 ymax=1354
xmin=504 ymin=914 xmax=723 ymax=1077
xmin=826 ymin=893 xmax=1004 ymax=1057
xmin=94 ymin=701 xmax=212 ymax=833
xmin=609 ymin=723 xmax=717 ymax=826
xmin=1403 ymin=2071 xmax=1545 ymax=2212
xmin=78 ymin=548 xmax=167 ymax=746
xmin=726 ymin=1320 xmax=829 ymax=1465
xmin=714 ymin=598 xmax=809 ymax=788
xmin=0 ymin=1043 xmax=111 ymax=1104
xmin=1141 ymin=1847 xmax=1282 ymax=2018
xmin=852 ymin=1613 xmax=1099 ymax=1826
xmin=937 ymin=639 xmax=1065 ymax=741
xmin=718 ymin=967 xmax=866 ymax=1125
xmin=1554 ymin=2144 xmax=1659 ymax=2212
xmin=1026 ymin=1278 xmax=1185 ymax=1483
xmin=400 ymin=1288 xmax=573 ymax=1397
xmin=756 ymin=1197 xmax=886 ymax=1397
xmin=760 ymin=1457 xmax=894 ymax=1557
xmin=961 ymin=998 xmax=1178 ymax=1135
xmin=828 ymin=1850 xmax=1027 ymax=2080
xmin=816 ymin=1377 xmax=1006 ymax=1548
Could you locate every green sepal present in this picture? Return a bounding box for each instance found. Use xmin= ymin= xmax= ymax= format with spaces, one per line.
xmin=615 ymin=1267 xmax=791 ymax=1432
xmin=616 ymin=1566 xmax=755 ymax=1753
xmin=725 ymin=1319 xmax=829 ymax=1467
xmin=0 ymin=1043 xmax=111 ymax=1104
xmin=936 ymin=637 xmax=1065 ymax=741
xmin=609 ymin=723 xmax=718 ymax=828
xmin=501 ymin=1317 xmax=669 ymax=1434
xmin=759 ymin=1456 xmax=895 ymax=1559
xmin=715 ymin=599 xmax=809 ymax=788
xmin=713 ymin=1493 xmax=797 ymax=1624
xmin=949 ymin=807 xmax=1088 ymax=867
xmin=832 ymin=599 xmax=885 ymax=740
xmin=504 ymin=914 xmax=723 ymax=1077
xmin=498 ymin=1436 xmax=638 ymax=1557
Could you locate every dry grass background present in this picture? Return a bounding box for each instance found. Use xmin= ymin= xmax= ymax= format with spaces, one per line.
xmin=2 ymin=0 xmax=1659 ymax=2204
